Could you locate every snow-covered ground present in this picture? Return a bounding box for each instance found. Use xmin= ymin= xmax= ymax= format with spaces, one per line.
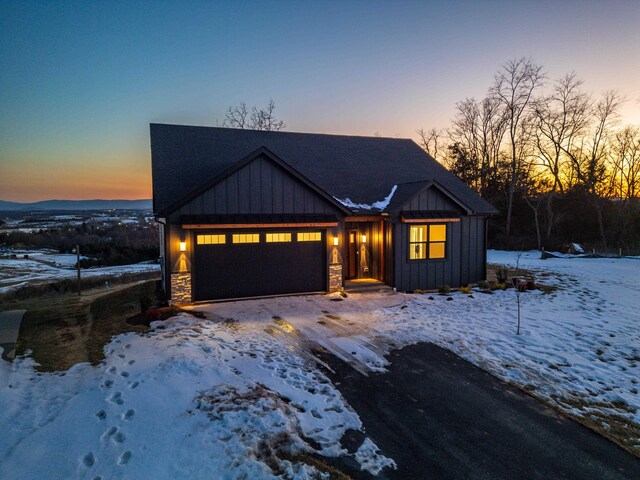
xmin=1 ymin=251 xmax=638 ymax=478
xmin=382 ymin=250 xmax=640 ymax=446
xmin=0 ymin=252 xmax=160 ymax=294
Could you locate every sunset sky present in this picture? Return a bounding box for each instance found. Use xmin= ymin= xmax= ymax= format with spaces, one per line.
xmin=1 ymin=0 xmax=639 ymax=202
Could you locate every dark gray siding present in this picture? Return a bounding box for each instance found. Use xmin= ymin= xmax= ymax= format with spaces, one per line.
xmin=393 ymin=216 xmax=486 ymax=291
xmin=177 ymin=155 xmax=340 ymax=216
xmin=166 ymin=154 xmax=344 ymax=294
xmin=404 ymin=187 xmax=461 ymax=211
xmin=392 ymin=186 xmax=487 ymax=291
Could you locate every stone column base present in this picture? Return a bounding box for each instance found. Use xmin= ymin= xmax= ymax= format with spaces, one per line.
xmin=329 ymin=264 xmax=343 ymax=292
xmin=170 ymin=272 xmax=192 ymax=304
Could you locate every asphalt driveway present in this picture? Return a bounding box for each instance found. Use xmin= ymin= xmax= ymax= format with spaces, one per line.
xmin=320 ymin=342 xmax=640 ymax=479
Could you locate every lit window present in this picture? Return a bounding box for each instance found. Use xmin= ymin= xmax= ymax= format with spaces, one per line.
xmin=266 ymin=233 xmax=292 ymax=243
xmin=297 ymin=232 xmax=321 ymax=242
xmin=409 ymin=224 xmax=446 ymax=260
xmin=196 ymin=234 xmax=226 ymax=245
xmin=232 ymin=233 xmax=260 ymax=244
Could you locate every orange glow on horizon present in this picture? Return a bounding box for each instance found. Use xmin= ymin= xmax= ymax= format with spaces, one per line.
xmin=0 ymin=157 xmax=151 ymax=203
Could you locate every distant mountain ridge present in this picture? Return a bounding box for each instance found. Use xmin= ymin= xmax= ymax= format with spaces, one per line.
xmin=0 ymin=199 xmax=152 ymax=211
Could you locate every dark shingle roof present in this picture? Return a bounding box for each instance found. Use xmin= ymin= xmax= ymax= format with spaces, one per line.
xmin=401 ymin=210 xmax=461 ymax=219
xmin=150 ymin=124 xmax=497 ymax=215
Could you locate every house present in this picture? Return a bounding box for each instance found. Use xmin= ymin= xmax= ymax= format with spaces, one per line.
xmin=150 ymin=124 xmax=497 ymax=303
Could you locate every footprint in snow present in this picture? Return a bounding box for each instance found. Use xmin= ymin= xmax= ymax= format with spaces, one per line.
xmin=108 ymin=392 xmax=124 ymax=405
xmin=128 ymin=359 xmax=135 ymax=365
xmin=103 ymin=380 xmax=113 ymax=388
xmin=120 ymin=371 xmax=129 ymax=378
xmin=101 ymin=426 xmax=118 ymax=441
xmin=112 ymin=431 xmax=126 ymax=444
xmin=107 ymin=366 xmax=117 ymax=374
xmin=81 ymin=452 xmax=95 ymax=467
xmin=128 ymin=381 xmax=139 ymax=389
xmin=118 ymin=353 xmax=125 ymax=359
xmin=122 ymin=409 xmax=135 ymax=421
xmin=95 ymin=409 xmax=107 ymax=420
xmin=118 ymin=451 xmax=132 ymax=465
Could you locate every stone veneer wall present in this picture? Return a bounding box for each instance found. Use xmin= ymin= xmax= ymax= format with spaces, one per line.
xmin=329 ymin=264 xmax=343 ymax=292
xmin=170 ymin=272 xmax=192 ymax=304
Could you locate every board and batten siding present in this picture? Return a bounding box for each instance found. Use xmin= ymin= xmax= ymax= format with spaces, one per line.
xmin=176 ymin=155 xmax=340 ymax=216
xmin=164 ymin=154 xmax=345 ymax=295
xmin=392 ymin=186 xmax=487 ymax=291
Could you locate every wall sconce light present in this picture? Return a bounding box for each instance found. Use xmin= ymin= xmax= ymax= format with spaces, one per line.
xmin=179 ymin=241 xmax=187 ymax=252
xmin=361 ymin=234 xmax=367 ymax=243
xmin=333 ymin=236 xmax=339 ymax=246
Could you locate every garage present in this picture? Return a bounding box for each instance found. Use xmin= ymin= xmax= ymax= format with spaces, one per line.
xmin=193 ymin=229 xmax=327 ymax=300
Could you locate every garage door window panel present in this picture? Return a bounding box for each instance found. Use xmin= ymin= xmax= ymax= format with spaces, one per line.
xmin=196 ymin=234 xmax=226 ymax=245
xmin=232 ymin=233 xmax=260 ymax=244
xmin=297 ymin=232 xmax=321 ymax=242
xmin=266 ymin=233 xmax=292 ymax=243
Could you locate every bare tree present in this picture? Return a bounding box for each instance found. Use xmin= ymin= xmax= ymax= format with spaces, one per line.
xmin=612 ymin=125 xmax=640 ymax=200
xmin=416 ymin=127 xmax=444 ymax=160
xmin=561 ymin=91 xmax=623 ymax=247
xmin=610 ymin=125 xmax=640 ymax=248
xmin=533 ymin=73 xmax=592 ymax=239
xmin=223 ymin=99 xmax=286 ymax=131
xmin=448 ymin=96 xmax=507 ymax=195
xmin=223 ymin=102 xmax=249 ymax=129
xmin=249 ymin=98 xmax=286 ymax=131
xmin=490 ymin=57 xmax=546 ymax=237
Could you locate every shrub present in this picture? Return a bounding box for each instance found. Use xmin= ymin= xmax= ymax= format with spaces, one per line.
xmin=437 ymin=284 xmax=451 ymax=295
xmin=460 ymin=285 xmax=472 ymax=294
xmin=496 ymin=266 xmax=508 ymax=284
xmin=477 ymin=280 xmax=491 ymax=291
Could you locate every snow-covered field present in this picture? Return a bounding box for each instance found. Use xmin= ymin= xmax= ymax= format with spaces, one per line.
xmin=0 ymin=251 xmax=160 ymax=294
xmin=0 ymin=251 xmax=638 ymax=479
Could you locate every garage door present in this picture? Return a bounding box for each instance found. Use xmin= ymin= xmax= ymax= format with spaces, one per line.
xmin=193 ymin=229 xmax=326 ymax=300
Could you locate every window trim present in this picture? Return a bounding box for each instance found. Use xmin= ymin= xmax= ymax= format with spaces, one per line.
xmin=408 ymin=223 xmax=448 ymax=262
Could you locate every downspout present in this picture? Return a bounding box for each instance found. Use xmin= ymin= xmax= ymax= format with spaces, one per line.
xmin=154 ymin=216 xmax=167 ymax=294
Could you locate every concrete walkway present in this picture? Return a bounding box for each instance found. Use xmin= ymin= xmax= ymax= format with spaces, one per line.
xmin=0 ymin=309 xmax=26 ymax=360
xmin=320 ymin=342 xmax=640 ymax=480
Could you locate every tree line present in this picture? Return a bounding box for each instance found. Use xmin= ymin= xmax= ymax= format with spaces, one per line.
xmin=418 ymin=58 xmax=640 ymax=252
xmin=1 ymin=220 xmax=158 ymax=267
xmin=225 ymin=81 xmax=639 ymax=252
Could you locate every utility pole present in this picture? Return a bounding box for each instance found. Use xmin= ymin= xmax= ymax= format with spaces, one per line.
xmin=76 ymin=244 xmax=81 ymax=296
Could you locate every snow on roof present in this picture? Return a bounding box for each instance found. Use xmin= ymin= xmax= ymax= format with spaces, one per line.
xmin=335 ymin=184 xmax=397 ymax=212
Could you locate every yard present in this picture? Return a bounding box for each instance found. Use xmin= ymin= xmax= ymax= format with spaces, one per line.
xmin=0 ymin=251 xmax=638 ymax=479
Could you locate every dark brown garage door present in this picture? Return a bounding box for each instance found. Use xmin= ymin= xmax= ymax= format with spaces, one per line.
xmin=193 ymin=230 xmax=326 ymax=301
